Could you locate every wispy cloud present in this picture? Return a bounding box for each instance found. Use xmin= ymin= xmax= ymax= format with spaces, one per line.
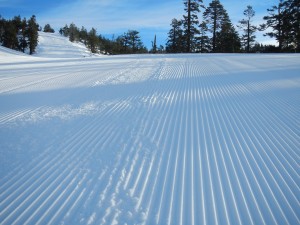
xmin=38 ymin=0 xmax=182 ymax=32
xmin=36 ymin=0 xmax=183 ymax=48
xmin=37 ymin=0 xmax=278 ymax=48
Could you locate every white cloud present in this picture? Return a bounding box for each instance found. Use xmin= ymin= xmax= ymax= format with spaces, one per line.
xmin=37 ymin=0 xmax=278 ymax=47
xmin=38 ymin=0 xmax=182 ymax=33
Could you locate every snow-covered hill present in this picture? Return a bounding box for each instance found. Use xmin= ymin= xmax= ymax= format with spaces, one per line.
xmin=0 ymin=46 xmax=28 ymax=57
xmin=0 ymin=32 xmax=93 ymax=59
xmin=36 ymin=32 xmax=91 ymax=58
xmin=0 ymin=50 xmax=299 ymax=225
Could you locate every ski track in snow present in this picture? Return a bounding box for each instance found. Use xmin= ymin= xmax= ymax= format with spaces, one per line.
xmin=0 ymin=53 xmax=300 ymax=225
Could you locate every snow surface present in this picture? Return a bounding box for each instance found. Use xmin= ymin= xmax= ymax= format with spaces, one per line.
xmin=36 ymin=32 xmax=92 ymax=58
xmin=0 ymin=37 xmax=300 ymax=225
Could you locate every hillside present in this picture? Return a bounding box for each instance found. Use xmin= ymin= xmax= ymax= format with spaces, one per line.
xmin=0 ymin=32 xmax=92 ymax=59
xmin=36 ymin=32 xmax=92 ymax=58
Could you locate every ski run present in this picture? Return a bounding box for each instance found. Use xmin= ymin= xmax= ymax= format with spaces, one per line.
xmin=0 ymin=40 xmax=300 ymax=224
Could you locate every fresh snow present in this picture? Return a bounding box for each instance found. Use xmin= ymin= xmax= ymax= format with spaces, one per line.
xmin=36 ymin=32 xmax=92 ymax=58
xmin=0 ymin=35 xmax=300 ymax=225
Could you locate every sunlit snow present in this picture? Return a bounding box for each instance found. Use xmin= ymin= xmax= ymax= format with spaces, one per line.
xmin=0 ymin=32 xmax=299 ymax=225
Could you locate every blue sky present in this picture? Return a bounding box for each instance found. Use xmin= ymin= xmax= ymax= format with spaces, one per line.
xmin=1 ymin=0 xmax=277 ymax=49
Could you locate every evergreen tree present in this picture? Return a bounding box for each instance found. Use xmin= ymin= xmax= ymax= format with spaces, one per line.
xmin=260 ymin=0 xmax=292 ymax=52
xmin=12 ymin=16 xmax=22 ymax=33
xmin=166 ymin=18 xmax=184 ymax=53
xmin=157 ymin=45 xmax=165 ymax=53
xmin=98 ymin=35 xmax=115 ymax=54
xmin=216 ymin=15 xmax=241 ymax=52
xmin=2 ymin=20 xmax=18 ymax=50
xmin=69 ymin=23 xmax=79 ymax=42
xmin=59 ymin=24 xmax=69 ymax=37
xmin=1 ymin=15 xmax=27 ymax=53
xmin=0 ymin=16 xmax=5 ymax=43
xmin=126 ymin=30 xmax=144 ymax=53
xmin=12 ymin=16 xmax=22 ymax=51
xmin=128 ymin=30 xmax=139 ymax=53
xmin=116 ymin=30 xmax=147 ymax=54
xmin=151 ymin=34 xmax=157 ymax=53
xmin=79 ymin=26 xmax=88 ymax=45
xmin=238 ymin=5 xmax=257 ymax=52
xmin=182 ymin=0 xmax=204 ymax=52
xmin=120 ymin=32 xmax=130 ymax=53
xmin=198 ymin=21 xmax=210 ymax=52
xmin=252 ymin=42 xmax=263 ymax=53
xmin=43 ymin=24 xmax=55 ymax=33
xmin=19 ymin=18 xmax=28 ymax=52
xmin=11 ymin=16 xmax=28 ymax=52
xmin=87 ymin=28 xmax=98 ymax=53
xmin=203 ymin=0 xmax=228 ymax=52
xmin=114 ymin=36 xmax=126 ymax=54
xmin=284 ymin=0 xmax=300 ymax=52
xmin=27 ymin=15 xmax=39 ymax=55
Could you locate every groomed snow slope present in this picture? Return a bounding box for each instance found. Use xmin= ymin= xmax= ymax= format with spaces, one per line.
xmin=36 ymin=32 xmax=91 ymax=58
xmin=0 ymin=50 xmax=299 ymax=225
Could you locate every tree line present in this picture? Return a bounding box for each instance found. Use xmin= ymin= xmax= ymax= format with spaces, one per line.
xmin=166 ymin=0 xmax=299 ymax=53
xmin=0 ymin=15 xmax=39 ymax=54
xmin=58 ymin=23 xmax=149 ymax=54
xmin=1 ymin=0 xmax=299 ymax=55
xmin=0 ymin=15 xmax=149 ymax=55
xmin=260 ymin=0 xmax=300 ymax=52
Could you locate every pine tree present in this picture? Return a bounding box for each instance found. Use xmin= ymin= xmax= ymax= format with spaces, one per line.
xmin=284 ymin=0 xmax=300 ymax=52
xmin=198 ymin=21 xmax=210 ymax=52
xmin=1 ymin=15 xmax=28 ymax=53
xmin=43 ymin=24 xmax=55 ymax=33
xmin=79 ymin=26 xmax=88 ymax=45
xmin=59 ymin=24 xmax=69 ymax=37
xmin=0 ymin=15 xmax=5 ymax=43
xmin=157 ymin=45 xmax=165 ymax=53
xmin=11 ymin=16 xmax=28 ymax=52
xmin=261 ymin=0 xmax=288 ymax=51
xmin=151 ymin=34 xmax=157 ymax=53
xmin=87 ymin=28 xmax=98 ymax=53
xmin=238 ymin=6 xmax=257 ymax=52
xmin=114 ymin=36 xmax=126 ymax=54
xmin=13 ymin=16 xmax=22 ymax=51
xmin=2 ymin=20 xmax=18 ymax=50
xmin=98 ymin=35 xmax=114 ymax=54
xmin=166 ymin=18 xmax=184 ymax=53
xmin=127 ymin=30 xmax=143 ymax=53
xmin=182 ymin=0 xmax=204 ymax=52
xmin=12 ymin=16 xmax=22 ymax=34
xmin=128 ymin=30 xmax=139 ymax=52
xmin=117 ymin=30 xmax=146 ymax=54
xmin=19 ymin=18 xmax=28 ymax=53
xmin=203 ymin=0 xmax=228 ymax=52
xmin=69 ymin=23 xmax=79 ymax=42
xmin=27 ymin=15 xmax=39 ymax=55
xmin=216 ymin=15 xmax=241 ymax=53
